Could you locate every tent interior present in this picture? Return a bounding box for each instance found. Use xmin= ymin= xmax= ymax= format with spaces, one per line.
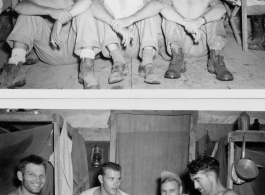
xmin=0 ymin=109 xmax=265 ymax=195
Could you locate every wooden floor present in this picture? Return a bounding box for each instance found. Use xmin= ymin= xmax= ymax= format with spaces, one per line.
xmin=0 ymin=27 xmax=265 ymax=89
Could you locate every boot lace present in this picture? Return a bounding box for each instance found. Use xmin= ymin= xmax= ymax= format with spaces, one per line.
xmin=217 ymin=55 xmax=226 ymax=69
xmin=171 ymin=50 xmax=182 ymax=65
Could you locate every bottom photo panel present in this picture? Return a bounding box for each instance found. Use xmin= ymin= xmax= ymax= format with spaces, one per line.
xmin=0 ymin=109 xmax=264 ymax=195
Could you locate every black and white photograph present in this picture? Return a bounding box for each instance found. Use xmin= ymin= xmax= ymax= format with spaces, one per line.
xmin=0 ymin=108 xmax=265 ymax=195
xmin=0 ymin=0 xmax=265 ymax=89
xmin=1 ymin=0 xmax=265 ymax=195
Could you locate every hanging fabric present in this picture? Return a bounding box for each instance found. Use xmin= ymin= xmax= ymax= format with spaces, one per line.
xmin=115 ymin=112 xmax=191 ymax=195
xmin=214 ymin=136 xmax=228 ymax=187
xmin=0 ymin=124 xmax=54 ymax=195
xmin=49 ymin=121 xmax=73 ymax=195
xmin=72 ymin=129 xmax=90 ymax=195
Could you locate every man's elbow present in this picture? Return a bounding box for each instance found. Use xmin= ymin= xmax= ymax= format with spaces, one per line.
xmin=221 ymin=6 xmax=226 ymax=15
xmin=14 ymin=4 xmax=22 ymax=14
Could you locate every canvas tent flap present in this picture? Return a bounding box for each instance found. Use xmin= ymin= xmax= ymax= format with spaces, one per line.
xmin=115 ymin=112 xmax=191 ymax=195
xmin=0 ymin=124 xmax=54 ymax=195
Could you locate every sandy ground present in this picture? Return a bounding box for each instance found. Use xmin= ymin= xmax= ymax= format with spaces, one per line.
xmin=0 ymin=22 xmax=265 ymax=89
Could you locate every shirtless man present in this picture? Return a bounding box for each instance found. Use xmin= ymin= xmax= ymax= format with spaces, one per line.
xmin=160 ymin=0 xmax=234 ymax=81
xmin=81 ymin=162 xmax=129 ymax=195
xmin=90 ymin=0 xmax=163 ymax=84
xmin=0 ymin=0 xmax=101 ymax=89
xmin=187 ymin=154 xmax=240 ymax=195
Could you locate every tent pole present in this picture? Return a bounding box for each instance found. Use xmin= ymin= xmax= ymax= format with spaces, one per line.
xmin=53 ymin=118 xmax=60 ymax=195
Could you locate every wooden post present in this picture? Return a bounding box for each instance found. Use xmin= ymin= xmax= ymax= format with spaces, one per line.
xmin=109 ymin=111 xmax=117 ymax=162
xmin=224 ymin=3 xmax=242 ymax=45
xmin=189 ymin=114 xmax=197 ymax=161
xmin=53 ymin=116 xmax=61 ymax=195
xmin=227 ymin=136 xmax=234 ymax=189
xmin=241 ymin=0 xmax=248 ymax=52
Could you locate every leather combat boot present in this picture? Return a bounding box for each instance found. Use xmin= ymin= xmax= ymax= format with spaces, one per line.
xmin=78 ymin=58 xmax=100 ymax=89
xmin=0 ymin=62 xmax=26 ymax=89
xmin=249 ymin=15 xmax=265 ymax=51
xmin=207 ymin=49 xmax=234 ymax=81
xmin=108 ymin=61 xmax=129 ymax=84
xmin=164 ymin=47 xmax=186 ymax=79
xmin=138 ymin=63 xmax=160 ymax=84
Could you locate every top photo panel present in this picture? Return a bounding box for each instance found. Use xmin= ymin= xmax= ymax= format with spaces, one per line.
xmin=1 ymin=0 xmax=265 ymax=89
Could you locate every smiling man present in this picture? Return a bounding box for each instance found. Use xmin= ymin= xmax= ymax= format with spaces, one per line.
xmin=187 ymin=154 xmax=240 ymax=195
xmin=81 ymin=162 xmax=129 ymax=195
xmin=8 ymin=155 xmax=47 ymax=195
xmin=161 ymin=171 xmax=183 ymax=195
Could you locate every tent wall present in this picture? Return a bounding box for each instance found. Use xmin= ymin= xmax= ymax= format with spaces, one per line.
xmin=0 ymin=112 xmax=59 ymax=195
xmin=109 ymin=111 xmax=197 ymax=195
xmin=0 ymin=112 xmax=64 ymax=195
xmin=196 ymin=123 xmax=235 ymax=141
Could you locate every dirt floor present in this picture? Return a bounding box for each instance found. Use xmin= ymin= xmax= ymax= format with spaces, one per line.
xmin=0 ymin=21 xmax=265 ymax=89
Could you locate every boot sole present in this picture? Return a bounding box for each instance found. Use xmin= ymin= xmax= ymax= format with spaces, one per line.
xmin=5 ymin=79 xmax=26 ymax=89
xmin=78 ymin=73 xmax=100 ymax=89
xmin=108 ymin=69 xmax=129 ymax=84
xmin=164 ymin=67 xmax=186 ymax=79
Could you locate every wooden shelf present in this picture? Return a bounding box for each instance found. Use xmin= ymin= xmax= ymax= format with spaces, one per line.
xmin=228 ymin=130 xmax=265 ymax=142
xmin=0 ymin=112 xmax=56 ymax=122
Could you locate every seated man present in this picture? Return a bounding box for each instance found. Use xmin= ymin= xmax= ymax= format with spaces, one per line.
xmin=160 ymin=0 xmax=234 ymax=81
xmin=0 ymin=0 xmax=101 ymax=89
xmin=187 ymin=154 xmax=240 ymax=195
xmin=90 ymin=0 xmax=163 ymax=84
xmin=161 ymin=171 xmax=184 ymax=195
xmin=8 ymin=155 xmax=46 ymax=195
xmin=81 ymin=162 xmax=129 ymax=195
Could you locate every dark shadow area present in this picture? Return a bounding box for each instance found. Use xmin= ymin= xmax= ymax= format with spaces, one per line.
xmin=85 ymin=141 xmax=110 ymax=188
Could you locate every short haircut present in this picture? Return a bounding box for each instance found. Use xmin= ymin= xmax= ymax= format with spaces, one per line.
xmin=186 ymin=154 xmax=220 ymax=176
xmin=98 ymin=162 xmax=121 ymax=176
xmin=18 ymin=155 xmax=47 ymax=174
